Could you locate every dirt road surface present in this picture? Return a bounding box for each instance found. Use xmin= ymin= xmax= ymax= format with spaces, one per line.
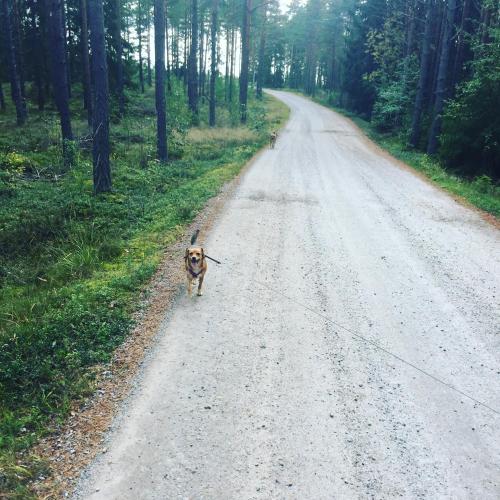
xmin=75 ymin=91 xmax=500 ymax=499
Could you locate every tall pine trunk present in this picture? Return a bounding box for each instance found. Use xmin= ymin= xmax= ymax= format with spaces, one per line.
xmin=31 ymin=0 xmax=46 ymax=110
xmin=154 ymin=0 xmax=167 ymax=161
xmin=81 ymin=0 xmax=92 ymax=126
xmin=256 ymin=7 xmax=266 ymax=99
xmin=49 ymin=0 xmax=73 ymax=163
xmin=0 ymin=82 xmax=5 ymax=110
xmin=239 ymin=0 xmax=251 ymax=123
xmin=209 ymin=0 xmax=218 ymax=126
xmin=199 ymin=14 xmax=204 ymax=98
xmin=188 ymin=0 xmax=199 ymax=117
xmin=12 ymin=0 xmax=25 ymax=98
xmin=88 ymin=0 xmax=111 ymax=192
xmin=138 ymin=0 xmax=144 ymax=93
xmin=451 ymin=0 xmax=472 ymax=89
xmin=409 ymin=0 xmax=434 ymax=148
xmin=224 ymin=24 xmax=230 ymax=101
xmin=427 ymin=0 xmax=456 ymax=154
xmin=2 ymin=0 xmax=27 ymax=124
xmin=112 ymin=0 xmax=125 ymax=116
xmin=229 ymin=26 xmax=235 ymax=102
xmin=146 ymin=4 xmax=152 ymax=87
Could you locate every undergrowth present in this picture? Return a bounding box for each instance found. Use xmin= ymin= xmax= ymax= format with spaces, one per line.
xmin=0 ymin=80 xmax=289 ymax=497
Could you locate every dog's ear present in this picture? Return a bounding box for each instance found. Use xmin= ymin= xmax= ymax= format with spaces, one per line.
xmin=201 ymin=248 xmax=205 ymax=258
xmin=184 ymin=248 xmax=189 ymax=260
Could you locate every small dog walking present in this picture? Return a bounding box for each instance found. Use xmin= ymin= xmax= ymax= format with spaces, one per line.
xmin=184 ymin=230 xmax=207 ymax=297
xmin=270 ymin=131 xmax=278 ymax=149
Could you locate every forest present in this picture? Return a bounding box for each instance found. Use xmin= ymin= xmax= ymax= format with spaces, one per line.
xmin=0 ymin=0 xmax=498 ymax=496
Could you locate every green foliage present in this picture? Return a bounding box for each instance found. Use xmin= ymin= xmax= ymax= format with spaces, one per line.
xmin=440 ymin=28 xmax=500 ymax=180
xmin=371 ymin=56 xmax=419 ymax=133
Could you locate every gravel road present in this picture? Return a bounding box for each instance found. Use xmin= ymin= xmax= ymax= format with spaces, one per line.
xmin=75 ymin=91 xmax=500 ymax=499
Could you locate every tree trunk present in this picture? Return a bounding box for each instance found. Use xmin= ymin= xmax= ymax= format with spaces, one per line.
xmin=12 ymin=0 xmax=25 ymax=98
xmin=60 ymin=0 xmax=71 ymax=97
xmin=165 ymin=6 xmax=171 ymax=90
xmin=0 ymin=81 xmax=5 ymax=111
xmin=154 ymin=0 xmax=167 ymax=161
xmin=239 ymin=0 xmax=251 ymax=123
xmin=224 ymin=24 xmax=230 ymax=101
xmin=88 ymin=0 xmax=111 ymax=192
xmin=49 ymin=0 xmax=74 ymax=157
xmin=147 ymin=4 xmax=152 ymax=86
xmin=188 ymin=0 xmax=198 ymax=116
xmin=209 ymin=0 xmax=218 ymax=126
xmin=30 ymin=0 xmax=45 ymax=110
xmin=138 ymin=0 xmax=144 ymax=93
xmin=256 ymin=7 xmax=266 ymax=99
xmin=409 ymin=0 xmax=434 ymax=147
xmin=2 ymin=0 xmax=26 ymax=125
xmin=451 ymin=0 xmax=471 ymax=89
xmin=427 ymin=0 xmax=456 ymax=154
xmin=229 ymin=26 xmax=235 ymax=102
xmin=81 ymin=0 xmax=92 ymax=126
xmin=199 ymin=13 xmax=204 ymax=98
xmin=112 ymin=0 xmax=125 ymax=116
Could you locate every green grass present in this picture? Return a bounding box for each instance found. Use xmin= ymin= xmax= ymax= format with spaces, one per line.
xmin=293 ymin=89 xmax=500 ymax=218
xmin=0 ymin=80 xmax=289 ymax=497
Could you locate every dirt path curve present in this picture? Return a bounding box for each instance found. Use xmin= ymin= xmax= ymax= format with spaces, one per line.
xmin=75 ymin=91 xmax=500 ymax=499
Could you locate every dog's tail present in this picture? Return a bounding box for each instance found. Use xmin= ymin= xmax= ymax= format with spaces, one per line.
xmin=190 ymin=229 xmax=200 ymax=245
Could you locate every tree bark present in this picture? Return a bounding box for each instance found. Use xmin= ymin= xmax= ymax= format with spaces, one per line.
xmin=112 ymin=0 xmax=125 ymax=116
xmin=12 ymin=0 xmax=25 ymax=97
xmin=88 ymin=0 xmax=112 ymax=192
xmin=60 ymin=0 xmax=71 ymax=97
xmin=239 ymin=0 xmax=251 ymax=123
xmin=256 ymin=7 xmax=267 ymax=99
xmin=0 ymin=82 xmax=5 ymax=111
xmin=451 ymin=0 xmax=472 ymax=89
xmin=229 ymin=26 xmax=235 ymax=102
xmin=146 ymin=4 xmax=152 ymax=87
xmin=427 ymin=0 xmax=456 ymax=154
xmin=138 ymin=0 xmax=145 ymax=93
xmin=188 ymin=0 xmax=199 ymax=117
xmin=209 ymin=0 xmax=218 ymax=126
xmin=30 ymin=0 xmax=46 ymax=110
xmin=49 ymin=0 xmax=74 ymax=153
xmin=80 ymin=0 xmax=92 ymax=126
xmin=2 ymin=0 xmax=27 ymax=124
xmin=155 ymin=0 xmax=167 ymax=161
xmin=409 ymin=0 xmax=434 ymax=148
xmin=199 ymin=12 xmax=204 ymax=98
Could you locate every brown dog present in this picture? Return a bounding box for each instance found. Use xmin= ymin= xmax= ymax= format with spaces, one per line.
xmin=270 ymin=131 xmax=278 ymax=149
xmin=184 ymin=246 xmax=207 ymax=297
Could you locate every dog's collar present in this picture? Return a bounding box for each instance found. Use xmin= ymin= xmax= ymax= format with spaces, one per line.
xmin=188 ymin=267 xmax=202 ymax=278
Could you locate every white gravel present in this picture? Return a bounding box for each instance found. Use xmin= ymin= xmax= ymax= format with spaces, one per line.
xmin=74 ymin=90 xmax=500 ymax=499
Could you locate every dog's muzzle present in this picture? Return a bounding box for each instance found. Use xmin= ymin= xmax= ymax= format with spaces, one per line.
xmin=191 ymin=257 xmax=199 ymax=263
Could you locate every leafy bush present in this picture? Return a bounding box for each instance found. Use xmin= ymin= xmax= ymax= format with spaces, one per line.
xmin=440 ymin=28 xmax=500 ymax=180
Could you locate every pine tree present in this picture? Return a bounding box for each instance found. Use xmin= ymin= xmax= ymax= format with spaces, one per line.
xmin=154 ymin=0 xmax=167 ymax=161
xmin=188 ymin=0 xmax=199 ymax=117
xmin=88 ymin=0 xmax=111 ymax=192
xmin=2 ymin=0 xmax=27 ymax=125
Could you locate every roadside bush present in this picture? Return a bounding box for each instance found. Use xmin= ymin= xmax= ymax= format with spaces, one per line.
xmin=440 ymin=29 xmax=500 ymax=180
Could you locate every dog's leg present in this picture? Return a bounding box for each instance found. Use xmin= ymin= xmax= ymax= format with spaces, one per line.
xmin=197 ymin=275 xmax=204 ymax=296
xmin=187 ymin=279 xmax=193 ymax=297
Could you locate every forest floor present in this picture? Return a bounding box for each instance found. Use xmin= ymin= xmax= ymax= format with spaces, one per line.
xmin=0 ymin=82 xmax=288 ymax=497
xmin=73 ymin=90 xmax=499 ymax=499
xmin=296 ymin=90 xmax=500 ymax=219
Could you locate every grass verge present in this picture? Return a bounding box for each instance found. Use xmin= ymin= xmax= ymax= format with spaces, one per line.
xmin=0 ymin=83 xmax=289 ymax=497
